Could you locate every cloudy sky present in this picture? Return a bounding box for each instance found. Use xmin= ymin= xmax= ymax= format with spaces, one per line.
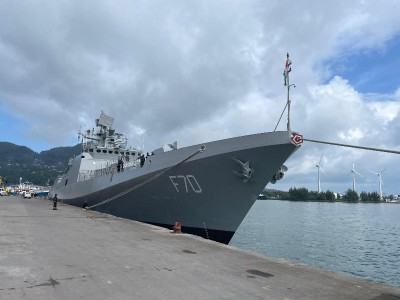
xmin=1 ymin=0 xmax=400 ymax=195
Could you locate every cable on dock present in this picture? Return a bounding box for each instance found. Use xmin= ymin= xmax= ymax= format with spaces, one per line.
xmin=303 ymin=138 xmax=400 ymax=155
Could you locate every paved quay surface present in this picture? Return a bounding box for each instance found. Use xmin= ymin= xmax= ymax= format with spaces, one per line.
xmin=1 ymin=196 xmax=400 ymax=300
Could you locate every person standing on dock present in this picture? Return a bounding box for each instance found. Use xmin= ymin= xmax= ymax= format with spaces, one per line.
xmin=53 ymin=194 xmax=58 ymax=210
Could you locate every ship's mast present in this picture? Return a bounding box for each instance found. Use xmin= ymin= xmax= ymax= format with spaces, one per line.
xmin=284 ymin=53 xmax=294 ymax=131
xmin=274 ymin=53 xmax=295 ymax=132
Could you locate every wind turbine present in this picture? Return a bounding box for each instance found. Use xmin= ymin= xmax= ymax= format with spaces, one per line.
xmin=370 ymin=169 xmax=385 ymax=200
xmin=316 ymin=154 xmax=325 ymax=193
xmin=350 ymin=163 xmax=362 ymax=191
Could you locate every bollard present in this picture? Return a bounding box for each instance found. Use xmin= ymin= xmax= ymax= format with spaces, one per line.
xmin=173 ymin=221 xmax=182 ymax=233
xmin=82 ymin=200 xmax=88 ymax=209
xmin=53 ymin=194 xmax=58 ymax=210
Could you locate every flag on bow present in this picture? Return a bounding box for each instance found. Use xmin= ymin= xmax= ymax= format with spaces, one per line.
xmin=283 ymin=53 xmax=292 ymax=86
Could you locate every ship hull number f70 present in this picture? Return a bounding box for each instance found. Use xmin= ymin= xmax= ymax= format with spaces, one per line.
xmin=169 ymin=175 xmax=202 ymax=193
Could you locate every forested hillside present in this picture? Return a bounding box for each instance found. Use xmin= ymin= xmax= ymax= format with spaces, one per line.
xmin=0 ymin=142 xmax=81 ymax=186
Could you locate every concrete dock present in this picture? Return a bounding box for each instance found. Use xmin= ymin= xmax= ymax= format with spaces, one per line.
xmin=1 ymin=196 xmax=399 ymax=300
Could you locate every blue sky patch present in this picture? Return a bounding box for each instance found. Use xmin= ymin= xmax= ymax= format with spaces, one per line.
xmin=0 ymin=110 xmax=52 ymax=152
xmin=326 ymin=35 xmax=400 ymax=95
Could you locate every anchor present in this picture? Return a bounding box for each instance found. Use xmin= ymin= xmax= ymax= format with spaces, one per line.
xmin=232 ymin=157 xmax=254 ymax=183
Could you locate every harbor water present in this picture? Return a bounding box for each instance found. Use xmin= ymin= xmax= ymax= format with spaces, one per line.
xmin=230 ymin=200 xmax=400 ymax=288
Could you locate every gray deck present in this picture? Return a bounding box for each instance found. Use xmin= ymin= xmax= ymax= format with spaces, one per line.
xmin=1 ymin=195 xmax=399 ymax=300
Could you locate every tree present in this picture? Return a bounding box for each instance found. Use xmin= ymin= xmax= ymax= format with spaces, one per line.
xmin=360 ymin=191 xmax=369 ymax=202
xmin=288 ymin=187 xmax=309 ymax=201
xmin=370 ymin=191 xmax=381 ymax=202
xmin=343 ymin=189 xmax=359 ymax=202
xmin=360 ymin=191 xmax=381 ymax=202
xmin=308 ymin=190 xmax=318 ymax=201
xmin=325 ymin=190 xmax=336 ymax=201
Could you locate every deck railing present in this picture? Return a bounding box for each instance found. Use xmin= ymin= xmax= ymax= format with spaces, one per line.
xmin=77 ymin=160 xmax=139 ymax=182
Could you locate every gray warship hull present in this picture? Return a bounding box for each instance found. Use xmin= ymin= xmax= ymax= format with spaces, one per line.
xmin=50 ymin=130 xmax=301 ymax=244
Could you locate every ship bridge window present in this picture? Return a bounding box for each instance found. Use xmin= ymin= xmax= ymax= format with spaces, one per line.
xmin=96 ymin=149 xmax=101 ymax=153
xmin=108 ymin=150 xmax=113 ymax=154
xmin=114 ymin=151 xmax=119 ymax=154
xmin=89 ymin=149 xmax=93 ymax=152
xmin=131 ymin=152 xmax=135 ymax=156
xmin=120 ymin=152 xmax=124 ymax=155
xmin=102 ymin=150 xmax=107 ymax=153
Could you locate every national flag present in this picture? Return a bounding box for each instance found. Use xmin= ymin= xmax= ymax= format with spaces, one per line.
xmin=283 ymin=53 xmax=292 ymax=86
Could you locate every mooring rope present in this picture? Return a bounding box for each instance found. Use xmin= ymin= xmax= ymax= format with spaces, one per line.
xmin=303 ymin=138 xmax=400 ymax=155
xmin=85 ymin=146 xmax=205 ymax=210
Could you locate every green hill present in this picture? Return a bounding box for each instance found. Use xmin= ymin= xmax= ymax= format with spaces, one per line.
xmin=0 ymin=142 xmax=81 ymax=186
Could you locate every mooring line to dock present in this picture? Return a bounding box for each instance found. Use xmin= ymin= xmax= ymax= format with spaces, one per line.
xmin=303 ymin=138 xmax=400 ymax=155
xmin=85 ymin=145 xmax=206 ymax=210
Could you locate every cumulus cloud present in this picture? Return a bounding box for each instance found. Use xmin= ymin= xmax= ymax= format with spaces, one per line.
xmin=1 ymin=0 xmax=400 ymax=193
xmin=281 ymin=75 xmax=400 ymax=194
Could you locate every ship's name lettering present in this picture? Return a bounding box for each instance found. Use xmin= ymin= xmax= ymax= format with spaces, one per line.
xmin=169 ymin=175 xmax=202 ymax=193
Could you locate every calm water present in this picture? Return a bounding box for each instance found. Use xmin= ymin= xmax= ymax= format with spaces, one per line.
xmin=230 ymin=201 xmax=400 ymax=287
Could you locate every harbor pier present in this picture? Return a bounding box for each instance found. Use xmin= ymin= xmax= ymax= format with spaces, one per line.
xmin=1 ymin=196 xmax=399 ymax=299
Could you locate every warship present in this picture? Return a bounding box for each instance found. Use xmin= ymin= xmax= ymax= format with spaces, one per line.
xmin=49 ymin=111 xmax=302 ymax=243
xmin=50 ymin=54 xmax=301 ymax=244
